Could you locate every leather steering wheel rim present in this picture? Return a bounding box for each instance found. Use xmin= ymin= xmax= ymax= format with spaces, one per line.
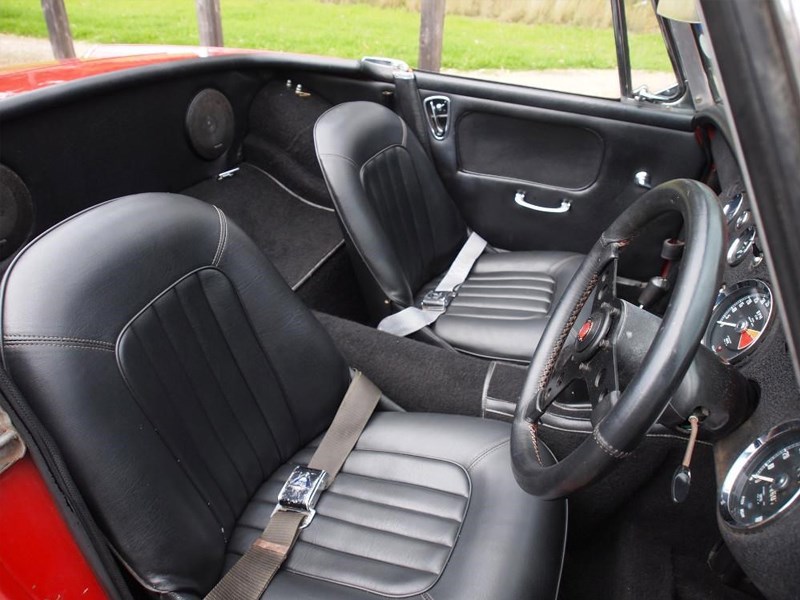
xmin=511 ymin=179 xmax=726 ymax=499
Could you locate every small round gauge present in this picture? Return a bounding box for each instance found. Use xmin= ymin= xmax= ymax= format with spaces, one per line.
xmin=721 ymin=421 xmax=800 ymax=528
xmin=735 ymin=209 xmax=751 ymax=230
xmin=727 ymin=226 xmax=757 ymax=266
xmin=703 ymin=279 xmax=773 ymax=362
xmin=722 ymin=192 xmax=744 ymax=222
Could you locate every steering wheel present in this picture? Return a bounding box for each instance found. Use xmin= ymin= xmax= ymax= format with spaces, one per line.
xmin=511 ymin=179 xmax=725 ymax=499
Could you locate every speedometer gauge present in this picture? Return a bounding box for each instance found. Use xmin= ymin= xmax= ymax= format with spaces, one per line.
xmin=721 ymin=421 xmax=800 ymax=528
xmin=703 ymin=280 xmax=773 ymax=363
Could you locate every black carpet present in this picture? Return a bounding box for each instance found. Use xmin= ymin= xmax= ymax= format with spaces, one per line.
xmin=315 ymin=312 xmax=489 ymax=416
xmin=297 ymin=246 xmax=370 ymax=323
xmin=244 ymin=79 xmax=334 ymax=209
xmin=183 ymin=163 xmax=342 ymax=289
xmin=557 ymin=437 xmax=764 ymax=600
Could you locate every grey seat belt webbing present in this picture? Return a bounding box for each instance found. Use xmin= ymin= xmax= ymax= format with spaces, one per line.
xmin=205 ymin=372 xmax=382 ymax=600
xmin=378 ymin=231 xmax=487 ymax=337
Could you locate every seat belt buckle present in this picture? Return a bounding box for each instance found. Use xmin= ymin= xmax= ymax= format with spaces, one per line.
xmin=272 ymin=466 xmax=328 ymax=529
xmin=421 ymin=290 xmax=454 ymax=312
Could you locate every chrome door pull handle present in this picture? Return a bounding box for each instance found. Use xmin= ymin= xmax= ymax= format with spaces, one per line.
xmin=514 ymin=191 xmax=572 ymax=214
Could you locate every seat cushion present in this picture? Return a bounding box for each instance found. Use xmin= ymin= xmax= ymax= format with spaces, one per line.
xmin=224 ymin=412 xmax=566 ymax=600
xmin=417 ymin=251 xmax=585 ymax=362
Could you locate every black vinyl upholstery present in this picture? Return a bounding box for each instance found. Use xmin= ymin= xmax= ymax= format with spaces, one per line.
xmin=315 ymin=101 xmax=584 ymax=362
xmin=0 ymin=193 xmax=566 ymax=599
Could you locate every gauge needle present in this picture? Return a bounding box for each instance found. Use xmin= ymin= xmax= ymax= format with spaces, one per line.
xmin=737 ymin=328 xmax=761 ymax=350
xmin=751 ymin=474 xmax=774 ymax=483
xmin=716 ymin=320 xmax=737 ymax=327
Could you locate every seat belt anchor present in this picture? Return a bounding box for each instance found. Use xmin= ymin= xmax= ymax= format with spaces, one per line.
xmin=421 ymin=290 xmax=454 ymax=312
xmin=272 ymin=466 xmax=328 ymax=529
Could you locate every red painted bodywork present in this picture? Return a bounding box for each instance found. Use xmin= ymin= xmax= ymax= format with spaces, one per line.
xmin=0 ymin=456 xmax=107 ymax=599
xmin=0 ymin=45 xmax=272 ymax=598
xmin=0 ymin=47 xmax=257 ymax=99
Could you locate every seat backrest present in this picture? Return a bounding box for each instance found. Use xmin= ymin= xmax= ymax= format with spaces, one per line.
xmin=0 ymin=194 xmax=350 ymax=595
xmin=315 ymin=101 xmax=467 ymax=313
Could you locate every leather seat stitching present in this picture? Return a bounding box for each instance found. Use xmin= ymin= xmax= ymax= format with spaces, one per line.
xmin=319 ymin=152 xmax=360 ymax=168
xmin=468 ymin=274 xmax=556 ymax=283
xmin=211 ymin=206 xmax=228 ymax=266
xmin=454 ymin=294 xmax=552 ymax=305
xmin=460 ymin=283 xmax=555 ymax=292
xmin=236 ymin=488 xmax=464 ymax=529
xmin=319 ymin=468 xmax=469 ymax=499
xmin=3 ymin=335 xmax=114 ymax=348
xmin=285 ymin=539 xmax=441 ymax=574
xmin=294 ymin=537 xmax=444 ymax=576
xmin=3 ymin=341 xmax=115 ymax=352
xmin=443 ymin=312 xmax=548 ymax=320
xmin=467 ymin=439 xmax=509 ymax=472
xmin=323 ymin=490 xmax=464 ymax=523
xmin=308 ymin=512 xmax=455 ymax=549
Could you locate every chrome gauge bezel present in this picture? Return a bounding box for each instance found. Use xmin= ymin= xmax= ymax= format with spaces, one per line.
xmin=720 ymin=420 xmax=800 ymax=529
xmin=722 ymin=192 xmax=744 ymax=222
xmin=727 ymin=226 xmax=757 ymax=266
xmin=703 ymin=279 xmax=774 ymax=363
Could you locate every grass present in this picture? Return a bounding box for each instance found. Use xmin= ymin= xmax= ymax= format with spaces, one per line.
xmin=327 ymin=0 xmax=661 ymax=33
xmin=0 ymin=0 xmax=672 ymax=71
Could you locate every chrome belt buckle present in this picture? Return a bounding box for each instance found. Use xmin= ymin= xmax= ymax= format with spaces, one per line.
xmin=421 ymin=290 xmax=453 ymax=312
xmin=272 ymin=466 xmax=328 ymax=529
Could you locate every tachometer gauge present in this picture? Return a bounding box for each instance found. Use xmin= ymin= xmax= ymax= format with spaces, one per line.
xmin=703 ymin=280 xmax=773 ymax=363
xmin=720 ymin=421 xmax=800 ymax=528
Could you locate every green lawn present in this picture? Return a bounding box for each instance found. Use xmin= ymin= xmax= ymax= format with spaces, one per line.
xmin=0 ymin=0 xmax=671 ymax=71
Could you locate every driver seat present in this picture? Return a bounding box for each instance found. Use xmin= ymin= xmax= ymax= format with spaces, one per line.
xmin=0 ymin=194 xmax=565 ymax=599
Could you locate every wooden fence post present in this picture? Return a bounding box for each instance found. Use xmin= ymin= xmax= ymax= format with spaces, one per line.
xmin=418 ymin=0 xmax=446 ymax=71
xmin=196 ymin=0 xmax=224 ymax=47
xmin=41 ymin=0 xmax=75 ymax=59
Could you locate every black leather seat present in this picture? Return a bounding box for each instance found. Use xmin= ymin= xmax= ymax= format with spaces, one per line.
xmin=315 ymin=101 xmax=584 ymax=363
xmin=0 ymin=194 xmax=566 ymax=599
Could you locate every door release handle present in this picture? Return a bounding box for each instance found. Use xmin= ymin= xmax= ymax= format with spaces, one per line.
xmin=514 ymin=190 xmax=572 ymax=214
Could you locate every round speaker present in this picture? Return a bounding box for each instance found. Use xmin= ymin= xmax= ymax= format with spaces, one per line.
xmin=185 ymin=89 xmax=235 ymax=160
xmin=0 ymin=165 xmax=34 ymax=261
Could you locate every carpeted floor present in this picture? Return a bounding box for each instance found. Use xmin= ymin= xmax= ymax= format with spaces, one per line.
xmin=183 ymin=163 xmax=342 ymax=290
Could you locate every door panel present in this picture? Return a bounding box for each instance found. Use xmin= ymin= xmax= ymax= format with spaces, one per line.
xmin=415 ymin=74 xmax=705 ymax=279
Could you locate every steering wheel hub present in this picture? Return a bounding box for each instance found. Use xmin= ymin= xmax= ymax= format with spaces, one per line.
xmin=574 ymin=308 xmax=614 ymax=360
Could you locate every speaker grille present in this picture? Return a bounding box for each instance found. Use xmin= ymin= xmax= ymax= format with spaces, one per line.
xmin=185 ymin=89 xmax=235 ymax=160
xmin=0 ymin=165 xmax=34 ymax=261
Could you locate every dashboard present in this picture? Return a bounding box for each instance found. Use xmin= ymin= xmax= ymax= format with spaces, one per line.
xmin=703 ymin=132 xmax=800 ymax=598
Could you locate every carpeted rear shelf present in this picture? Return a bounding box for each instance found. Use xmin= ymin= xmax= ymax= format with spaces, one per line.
xmin=183 ymin=163 xmax=343 ymax=290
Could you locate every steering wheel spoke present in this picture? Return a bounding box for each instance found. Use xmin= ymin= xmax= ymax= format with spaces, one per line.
xmin=536 ymin=349 xmax=585 ymax=412
xmin=592 ymin=258 xmax=620 ymax=312
xmin=585 ymin=341 xmax=622 ymax=424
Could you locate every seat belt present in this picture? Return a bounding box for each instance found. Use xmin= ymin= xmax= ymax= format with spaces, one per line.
xmin=377 ymin=231 xmax=487 ymax=337
xmin=205 ymin=372 xmax=382 ymax=600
